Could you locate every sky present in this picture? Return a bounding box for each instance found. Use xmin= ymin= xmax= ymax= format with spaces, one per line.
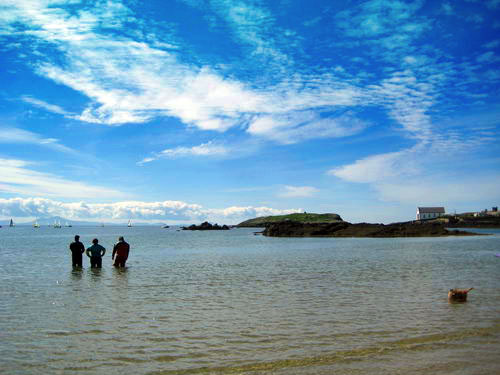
xmin=0 ymin=0 xmax=499 ymax=225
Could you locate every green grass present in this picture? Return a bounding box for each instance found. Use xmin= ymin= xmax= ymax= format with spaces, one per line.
xmin=238 ymin=213 xmax=342 ymax=226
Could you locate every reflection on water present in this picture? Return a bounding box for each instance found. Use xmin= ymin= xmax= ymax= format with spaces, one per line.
xmin=0 ymin=226 xmax=499 ymax=374
xmin=70 ymin=268 xmax=83 ymax=280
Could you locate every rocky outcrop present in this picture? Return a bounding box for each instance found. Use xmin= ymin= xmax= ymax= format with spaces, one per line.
xmin=262 ymin=221 xmax=479 ymax=238
xmin=442 ymin=215 xmax=500 ymax=228
xmin=182 ymin=221 xmax=230 ymax=230
xmin=237 ymin=213 xmax=343 ymax=228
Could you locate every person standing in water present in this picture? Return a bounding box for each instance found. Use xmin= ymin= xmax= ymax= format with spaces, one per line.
xmin=86 ymin=238 xmax=106 ymax=268
xmin=112 ymin=236 xmax=130 ymax=267
xmin=69 ymin=235 xmax=85 ymax=268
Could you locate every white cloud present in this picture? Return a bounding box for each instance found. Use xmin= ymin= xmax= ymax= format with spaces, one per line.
xmin=247 ymin=111 xmax=366 ymax=144
xmin=205 ymin=0 xmax=293 ymax=68
xmin=0 ymin=126 xmax=74 ymax=153
xmin=138 ymin=141 xmax=229 ymax=165
xmin=208 ymin=205 xmax=301 ymax=220
xmin=375 ymin=176 xmax=500 ymax=204
xmin=482 ymin=39 xmax=500 ymax=49
xmin=336 ymin=0 xmax=426 ymax=39
xmin=0 ymin=158 xmax=124 ymax=199
xmin=0 ymin=0 xmax=368 ymax=146
xmin=476 ymin=51 xmax=499 ymax=63
xmin=329 ymin=130 xmax=500 ymax=205
xmin=442 ymin=2 xmax=454 ymax=15
xmin=0 ymin=197 xmax=301 ymax=224
xmin=21 ymin=96 xmax=73 ymax=117
xmin=368 ymin=71 xmax=434 ymax=141
xmin=403 ymin=56 xmax=418 ymax=64
xmin=466 ymin=14 xmax=484 ymax=23
xmin=487 ymin=0 xmax=500 ymax=9
xmin=1 ymin=0 xmax=494 ymax=166
xmin=328 ymin=150 xmax=417 ymax=183
xmin=279 ymin=186 xmax=319 ymax=198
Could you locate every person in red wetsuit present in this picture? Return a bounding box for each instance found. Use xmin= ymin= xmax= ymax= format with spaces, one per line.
xmin=112 ymin=236 xmax=130 ymax=267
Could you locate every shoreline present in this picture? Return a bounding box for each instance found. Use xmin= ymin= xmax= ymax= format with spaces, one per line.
xmin=261 ymin=221 xmax=482 ymax=238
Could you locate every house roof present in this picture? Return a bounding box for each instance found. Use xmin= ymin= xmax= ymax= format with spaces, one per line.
xmin=417 ymin=207 xmax=445 ymax=213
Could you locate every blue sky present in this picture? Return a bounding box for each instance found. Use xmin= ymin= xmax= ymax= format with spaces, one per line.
xmin=0 ymin=0 xmax=499 ymax=224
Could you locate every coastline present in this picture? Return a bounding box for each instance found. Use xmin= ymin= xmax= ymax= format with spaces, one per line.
xmin=260 ymin=221 xmax=482 ymax=238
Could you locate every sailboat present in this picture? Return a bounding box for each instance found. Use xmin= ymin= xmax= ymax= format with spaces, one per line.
xmin=9 ymin=219 xmax=14 ymax=227
xmin=65 ymin=222 xmax=72 ymax=227
xmin=33 ymin=220 xmax=40 ymax=228
xmin=128 ymin=219 xmax=132 ymax=227
xmin=53 ymin=220 xmax=62 ymax=228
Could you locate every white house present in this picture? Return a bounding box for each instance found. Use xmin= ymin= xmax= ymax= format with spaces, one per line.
xmin=416 ymin=207 xmax=445 ymax=220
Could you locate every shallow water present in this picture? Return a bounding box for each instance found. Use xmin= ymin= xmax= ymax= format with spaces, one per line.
xmin=0 ymin=226 xmax=499 ymax=374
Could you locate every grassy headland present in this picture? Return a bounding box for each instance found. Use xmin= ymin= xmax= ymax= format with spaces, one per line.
xmin=237 ymin=213 xmax=343 ymax=227
xmin=238 ymin=212 xmax=481 ymax=237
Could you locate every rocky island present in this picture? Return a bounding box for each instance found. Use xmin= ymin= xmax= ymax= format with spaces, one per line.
xmin=438 ymin=214 xmax=500 ymax=228
xmin=262 ymin=220 xmax=477 ymax=237
xmin=182 ymin=221 xmax=230 ymax=230
xmin=237 ymin=213 xmax=343 ymax=227
xmin=238 ymin=213 xmax=480 ymax=238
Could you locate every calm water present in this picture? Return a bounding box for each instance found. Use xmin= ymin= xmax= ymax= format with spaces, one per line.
xmin=0 ymin=226 xmax=499 ymax=374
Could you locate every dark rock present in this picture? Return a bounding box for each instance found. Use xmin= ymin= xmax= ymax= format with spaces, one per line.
xmin=181 ymin=221 xmax=230 ymax=231
xmin=262 ymin=221 xmax=480 ymax=238
xmin=444 ymin=215 xmax=500 ymax=228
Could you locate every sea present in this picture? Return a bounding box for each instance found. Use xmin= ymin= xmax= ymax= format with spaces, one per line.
xmin=0 ymin=225 xmax=499 ymax=375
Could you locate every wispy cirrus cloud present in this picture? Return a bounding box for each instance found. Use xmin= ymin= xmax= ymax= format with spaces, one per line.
xmin=278 ymin=185 xmax=319 ymax=198
xmin=476 ymin=51 xmax=500 ymax=63
xmin=138 ymin=141 xmax=229 ymax=165
xmin=442 ymin=2 xmax=454 ymax=15
xmin=328 ymin=125 xmax=499 ymax=203
xmin=375 ymin=175 xmax=500 ymax=205
xmin=1 ymin=0 xmax=369 ymax=145
xmin=482 ymin=39 xmax=500 ymax=49
xmin=2 ymin=0 xmax=498 ymax=181
xmin=204 ymin=0 xmax=294 ymax=68
xmin=335 ymin=0 xmax=427 ymax=40
xmin=21 ymin=96 xmax=74 ymax=117
xmin=0 ymin=126 xmax=74 ymax=153
xmin=0 ymin=197 xmax=301 ymax=224
xmin=248 ymin=111 xmax=367 ymax=144
xmin=328 ymin=150 xmax=414 ymax=184
xmin=487 ymin=0 xmax=500 ymax=9
xmin=0 ymin=158 xmax=124 ymax=199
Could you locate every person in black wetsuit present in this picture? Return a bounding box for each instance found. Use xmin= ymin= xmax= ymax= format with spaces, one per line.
xmin=69 ymin=235 xmax=85 ymax=268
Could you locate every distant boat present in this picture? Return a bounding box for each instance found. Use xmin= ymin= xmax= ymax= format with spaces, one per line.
xmin=53 ymin=220 xmax=61 ymax=228
xmin=65 ymin=222 xmax=72 ymax=227
xmin=162 ymin=225 xmax=169 ymax=228
xmin=128 ymin=220 xmax=132 ymax=227
xmin=9 ymin=219 xmax=14 ymax=227
xmin=33 ymin=220 xmax=40 ymax=228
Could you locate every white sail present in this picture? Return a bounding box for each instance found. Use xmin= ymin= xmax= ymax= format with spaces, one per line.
xmin=128 ymin=219 xmax=132 ymax=227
